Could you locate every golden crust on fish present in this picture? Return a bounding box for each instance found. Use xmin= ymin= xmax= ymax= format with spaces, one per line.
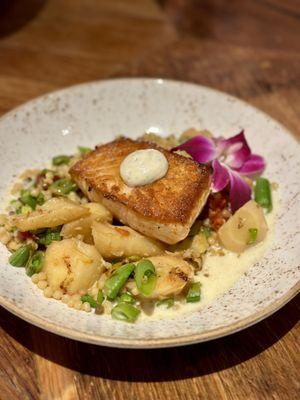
xmin=70 ymin=138 xmax=211 ymax=244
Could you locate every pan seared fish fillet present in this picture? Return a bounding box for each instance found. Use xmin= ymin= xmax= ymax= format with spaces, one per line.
xmin=70 ymin=138 xmax=211 ymax=244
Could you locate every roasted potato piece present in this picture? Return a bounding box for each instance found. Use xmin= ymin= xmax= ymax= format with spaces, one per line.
xmin=61 ymin=202 xmax=112 ymax=243
xmin=218 ymin=200 xmax=268 ymax=253
xmin=169 ymin=232 xmax=208 ymax=258
xmin=13 ymin=198 xmax=89 ymax=232
xmin=43 ymin=238 xmax=104 ymax=294
xmin=92 ymin=221 xmax=165 ymax=259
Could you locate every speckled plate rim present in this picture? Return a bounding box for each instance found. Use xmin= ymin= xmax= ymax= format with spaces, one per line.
xmin=0 ymin=280 xmax=299 ymax=348
xmin=0 ymin=78 xmax=299 ymax=349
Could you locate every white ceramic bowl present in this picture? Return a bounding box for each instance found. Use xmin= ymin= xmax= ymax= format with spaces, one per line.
xmin=0 ymin=79 xmax=299 ymax=348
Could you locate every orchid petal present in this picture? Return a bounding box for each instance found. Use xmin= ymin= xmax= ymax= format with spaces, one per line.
xmin=228 ymin=169 xmax=252 ymax=212
xmin=219 ymin=131 xmax=251 ymax=169
xmin=211 ymin=160 xmax=230 ymax=192
xmin=173 ymin=135 xmax=217 ymax=163
xmin=236 ymin=154 xmax=265 ymax=176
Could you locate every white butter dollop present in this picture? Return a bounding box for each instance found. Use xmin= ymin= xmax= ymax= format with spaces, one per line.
xmin=120 ymin=149 xmax=169 ymax=187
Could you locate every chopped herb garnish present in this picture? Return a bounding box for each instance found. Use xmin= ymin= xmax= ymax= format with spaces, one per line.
xmin=81 ymin=294 xmax=97 ymax=308
xmin=186 ymin=282 xmax=201 ymax=303
xmin=52 ymin=155 xmax=71 ymax=166
xmin=247 ymin=228 xmax=258 ymax=245
xmin=156 ymin=298 xmax=174 ymax=308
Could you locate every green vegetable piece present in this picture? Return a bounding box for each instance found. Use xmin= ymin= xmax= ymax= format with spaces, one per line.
xmin=21 ymin=205 xmax=32 ymax=214
xmin=52 ymin=155 xmax=71 ymax=166
xmin=111 ymin=302 xmax=140 ymax=323
xmin=156 ymin=298 xmax=174 ymax=308
xmin=9 ymin=245 xmax=32 ymax=268
xmin=40 ymin=168 xmax=52 ymax=176
xmin=135 ymin=259 xmax=157 ymax=297
xmin=10 ymin=199 xmax=21 ymax=208
xmin=36 ymin=192 xmax=45 ymax=205
xmin=38 ymin=228 xmax=61 ymax=246
xmin=20 ymin=190 xmax=37 ymax=210
xmin=254 ymin=177 xmax=272 ymax=212
xmin=247 ymin=228 xmax=258 ymax=245
xmin=50 ymin=178 xmax=77 ymax=195
xmin=78 ymin=146 xmax=92 ymax=155
xmin=119 ymin=292 xmax=136 ymax=304
xmin=186 ymin=282 xmax=201 ymax=303
xmin=97 ymin=289 xmax=104 ymax=305
xmin=26 ymin=251 xmax=44 ymax=277
xmin=104 ymin=263 xmax=135 ymax=301
xmin=200 ymin=226 xmax=211 ymax=238
xmin=81 ymin=294 xmax=98 ymax=308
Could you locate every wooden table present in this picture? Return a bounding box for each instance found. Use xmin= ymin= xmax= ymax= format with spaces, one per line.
xmin=0 ymin=1 xmax=299 ymax=399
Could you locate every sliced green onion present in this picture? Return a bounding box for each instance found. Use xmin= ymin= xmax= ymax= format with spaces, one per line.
xmin=200 ymin=226 xmax=211 ymax=238
xmin=97 ymin=289 xmax=104 ymax=305
xmin=156 ymin=298 xmax=174 ymax=308
xmin=20 ymin=190 xmax=37 ymax=210
xmin=119 ymin=292 xmax=136 ymax=304
xmin=186 ymin=282 xmax=201 ymax=303
xmin=38 ymin=228 xmax=61 ymax=246
xmin=50 ymin=178 xmax=77 ymax=195
xmin=52 ymin=155 xmax=71 ymax=166
xmin=104 ymin=263 xmax=135 ymax=301
xmin=26 ymin=251 xmax=44 ymax=276
xmin=111 ymin=302 xmax=140 ymax=323
xmin=40 ymin=168 xmax=52 ymax=176
xmin=36 ymin=192 xmax=45 ymax=205
xmin=78 ymin=146 xmax=92 ymax=155
xmin=80 ymin=294 xmax=97 ymax=308
xmin=254 ymin=177 xmax=272 ymax=212
xmin=247 ymin=228 xmax=258 ymax=245
xmin=135 ymin=259 xmax=157 ymax=297
xmin=10 ymin=199 xmax=21 ymax=208
xmin=9 ymin=245 xmax=32 ymax=267
xmin=21 ymin=205 xmax=32 ymax=214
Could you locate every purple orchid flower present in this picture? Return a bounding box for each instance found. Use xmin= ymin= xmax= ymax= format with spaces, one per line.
xmin=173 ymin=131 xmax=265 ymax=212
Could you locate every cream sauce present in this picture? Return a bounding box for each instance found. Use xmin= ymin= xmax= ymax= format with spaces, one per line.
xmin=120 ymin=149 xmax=168 ymax=187
xmin=142 ymin=192 xmax=278 ymax=320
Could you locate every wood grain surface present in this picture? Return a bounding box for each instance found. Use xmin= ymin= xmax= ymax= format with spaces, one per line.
xmin=0 ymin=0 xmax=299 ymax=399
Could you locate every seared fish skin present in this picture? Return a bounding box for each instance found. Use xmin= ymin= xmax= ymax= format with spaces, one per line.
xmin=70 ymin=138 xmax=211 ymax=244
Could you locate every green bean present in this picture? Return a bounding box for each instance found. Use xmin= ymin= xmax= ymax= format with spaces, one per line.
xmin=9 ymin=245 xmax=32 ymax=267
xmin=80 ymin=294 xmax=98 ymax=308
xmin=111 ymin=302 xmax=140 ymax=323
xmin=20 ymin=190 xmax=37 ymax=210
xmin=38 ymin=228 xmax=61 ymax=246
xmin=247 ymin=228 xmax=258 ymax=245
xmin=52 ymin=155 xmax=71 ymax=166
xmin=40 ymin=168 xmax=52 ymax=176
xmin=156 ymin=298 xmax=174 ymax=308
xmin=97 ymin=289 xmax=104 ymax=305
xmin=254 ymin=177 xmax=272 ymax=212
xmin=186 ymin=282 xmax=201 ymax=303
xmin=104 ymin=263 xmax=135 ymax=301
xmin=78 ymin=146 xmax=92 ymax=155
xmin=135 ymin=259 xmax=157 ymax=297
xmin=119 ymin=292 xmax=136 ymax=304
xmin=200 ymin=226 xmax=211 ymax=238
xmin=50 ymin=178 xmax=77 ymax=195
xmin=36 ymin=192 xmax=45 ymax=205
xmin=26 ymin=251 xmax=44 ymax=277
xmin=21 ymin=205 xmax=32 ymax=214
